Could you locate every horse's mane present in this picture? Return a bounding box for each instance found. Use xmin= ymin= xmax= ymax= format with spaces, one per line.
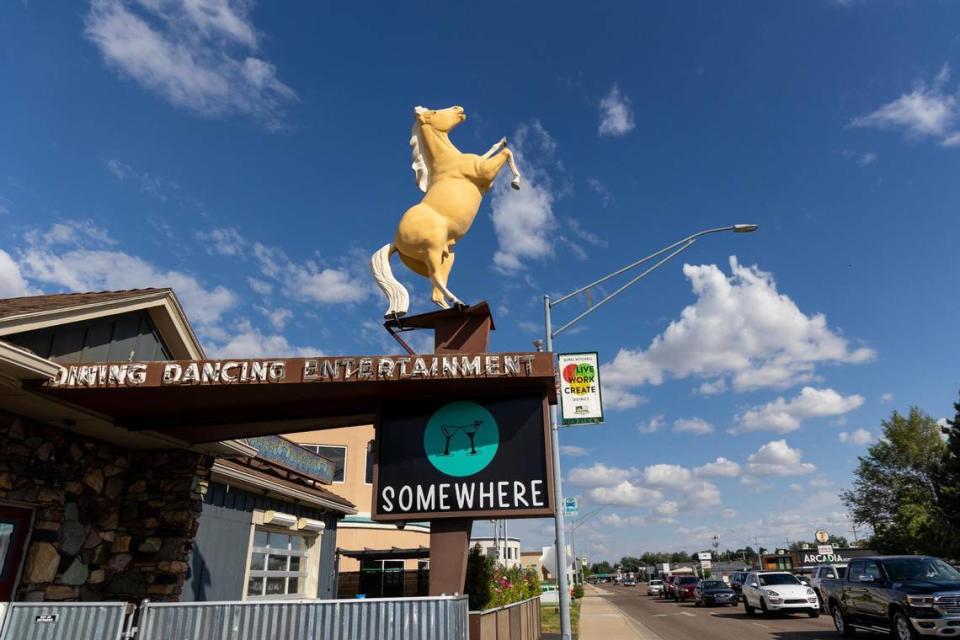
xmin=410 ymin=106 xmax=430 ymax=193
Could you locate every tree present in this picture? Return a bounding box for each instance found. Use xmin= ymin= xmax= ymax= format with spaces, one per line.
xmin=843 ymin=407 xmax=955 ymax=556
xmin=590 ymin=561 xmax=614 ymax=574
xmin=938 ymin=391 xmax=960 ymax=558
xmin=619 ymin=556 xmax=641 ymax=573
xmin=465 ymin=544 xmax=493 ymax=610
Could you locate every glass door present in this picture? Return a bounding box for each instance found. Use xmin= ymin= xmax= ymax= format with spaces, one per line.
xmin=0 ymin=505 xmax=33 ymax=601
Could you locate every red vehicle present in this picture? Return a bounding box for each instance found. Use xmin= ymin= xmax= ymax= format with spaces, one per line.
xmin=674 ymin=576 xmax=699 ymax=602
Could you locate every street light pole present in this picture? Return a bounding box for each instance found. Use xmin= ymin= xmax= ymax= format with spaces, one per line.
xmin=543 ymin=223 xmax=758 ymax=640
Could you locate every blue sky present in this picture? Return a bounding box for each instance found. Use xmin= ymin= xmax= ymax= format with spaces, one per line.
xmin=2 ymin=0 xmax=960 ymax=561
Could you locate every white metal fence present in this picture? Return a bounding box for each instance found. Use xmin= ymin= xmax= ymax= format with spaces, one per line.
xmin=0 ymin=596 xmax=468 ymax=640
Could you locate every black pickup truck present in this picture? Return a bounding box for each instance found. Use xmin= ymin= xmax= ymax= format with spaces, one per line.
xmin=820 ymin=555 xmax=960 ymax=639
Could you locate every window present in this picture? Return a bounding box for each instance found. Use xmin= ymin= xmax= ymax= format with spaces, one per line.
xmin=758 ymin=574 xmax=800 ymax=586
xmin=365 ymin=440 xmax=375 ymax=485
xmin=299 ymin=444 xmax=346 ymax=483
xmin=246 ymin=529 xmax=311 ymax=598
xmin=848 ymin=560 xmax=865 ymax=582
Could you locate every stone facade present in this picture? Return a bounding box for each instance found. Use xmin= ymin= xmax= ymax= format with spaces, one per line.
xmin=0 ymin=411 xmax=211 ymax=602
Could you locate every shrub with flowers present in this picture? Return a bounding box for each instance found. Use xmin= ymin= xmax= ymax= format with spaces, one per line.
xmin=487 ymin=565 xmax=541 ymax=608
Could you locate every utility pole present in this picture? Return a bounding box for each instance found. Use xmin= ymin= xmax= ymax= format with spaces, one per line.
xmin=849 ymin=524 xmax=860 ymax=546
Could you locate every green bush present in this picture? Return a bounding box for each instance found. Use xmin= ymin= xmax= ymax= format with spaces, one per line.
xmin=464 ymin=545 xmax=493 ymax=610
xmin=572 ymin=584 xmax=584 ymax=599
xmin=488 ymin=565 xmax=541 ymax=608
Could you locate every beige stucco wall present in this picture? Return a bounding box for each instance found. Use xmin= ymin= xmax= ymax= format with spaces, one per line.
xmin=286 ymin=425 xmax=429 ymax=571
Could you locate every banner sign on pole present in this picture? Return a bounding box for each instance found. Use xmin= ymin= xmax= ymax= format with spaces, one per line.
xmin=697 ymin=552 xmax=711 ymax=561
xmin=558 ymin=353 xmax=604 ymax=426
xmin=564 ymin=496 xmax=578 ymax=517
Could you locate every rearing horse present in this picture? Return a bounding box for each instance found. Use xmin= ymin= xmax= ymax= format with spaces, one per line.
xmin=370 ymin=105 xmax=521 ymax=318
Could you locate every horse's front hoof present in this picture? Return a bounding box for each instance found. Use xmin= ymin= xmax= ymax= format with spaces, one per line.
xmin=511 ymin=179 xmax=521 ymax=190
xmin=384 ymin=310 xmax=406 ymax=320
xmin=453 ymin=301 xmax=467 ymax=312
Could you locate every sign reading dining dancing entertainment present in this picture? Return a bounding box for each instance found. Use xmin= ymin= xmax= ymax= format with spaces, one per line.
xmin=46 ymin=353 xmax=543 ymax=389
xmin=557 ymin=352 xmax=604 ymax=426
xmin=372 ymin=395 xmax=554 ymax=521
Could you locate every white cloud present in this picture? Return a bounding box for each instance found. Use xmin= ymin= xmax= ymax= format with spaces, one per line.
xmin=252 ymin=242 xmax=370 ymax=304
xmin=839 ymin=428 xmax=873 ymax=446
xmin=684 ymin=480 xmax=721 ymax=508
xmin=598 ymin=84 xmax=635 ymax=137
xmin=602 ymin=257 xmax=873 ymax=405
xmin=248 ymin=277 xmax=273 ymax=295
xmin=568 ymin=463 xmax=635 ymax=488
xmin=642 ymin=464 xmax=692 ymax=489
xmin=720 ymin=508 xmax=737 ymax=519
xmin=0 ymin=250 xmax=33 ymax=298
xmin=880 ymin=392 xmax=894 ymax=403
xmin=490 ymin=122 xmax=558 ymax=273
xmin=598 ymin=513 xmax=647 ymax=528
xmin=637 ymin=414 xmax=664 ymax=434
xmin=655 ymin=501 xmax=679 ymax=517
xmin=746 ymin=440 xmax=816 ymax=476
xmin=560 ymin=445 xmax=590 ymax=457
xmin=586 ymin=177 xmax=613 ymax=207
xmin=207 ymin=319 xmax=321 ymax=358
xmin=24 ymin=220 xmax=116 ymax=248
xmin=698 ymin=379 xmax=727 ymax=395
xmin=673 ymin=417 xmax=714 ymax=435
xmin=22 ymin=248 xmax=238 ymax=330
xmin=733 ymin=386 xmax=864 ymax=434
xmin=860 ymin=152 xmax=878 ymax=166
xmin=851 ymin=65 xmax=958 ymax=146
xmin=256 ymin=306 xmax=292 ymax=330
xmin=587 ymin=480 xmax=662 ymax=507
xmin=693 ymin=457 xmax=741 ymax=478
xmin=85 ymin=0 xmax=295 ymax=129
xmin=198 ymin=227 xmax=247 ymax=256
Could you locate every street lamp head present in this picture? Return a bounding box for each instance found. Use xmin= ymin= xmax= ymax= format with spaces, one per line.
xmin=733 ymin=224 xmax=759 ymax=233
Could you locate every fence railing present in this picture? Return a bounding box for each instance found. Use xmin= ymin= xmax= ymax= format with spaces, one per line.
xmin=468 ymin=596 xmax=542 ymax=640
xmin=0 ymin=601 xmax=131 ymax=640
xmin=0 ymin=595 xmax=469 ymax=640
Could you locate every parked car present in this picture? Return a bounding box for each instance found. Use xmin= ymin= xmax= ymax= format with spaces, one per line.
xmin=647 ymin=579 xmax=664 ymax=597
xmin=623 ymin=577 xmax=637 ymax=587
xmin=807 ymin=564 xmax=847 ymax=610
xmin=741 ymin=571 xmax=820 ymax=618
xmin=662 ymin=575 xmax=678 ymax=599
xmin=674 ymin=576 xmax=699 ymax=602
xmin=694 ymin=579 xmax=738 ymax=607
xmin=821 ymin=555 xmax=960 ymax=638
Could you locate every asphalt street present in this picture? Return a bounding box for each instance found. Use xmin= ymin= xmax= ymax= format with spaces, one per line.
xmin=598 ymin=584 xmax=843 ymax=640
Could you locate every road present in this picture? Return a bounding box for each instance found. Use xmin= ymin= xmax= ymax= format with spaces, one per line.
xmin=596 ymin=584 xmax=841 ymax=640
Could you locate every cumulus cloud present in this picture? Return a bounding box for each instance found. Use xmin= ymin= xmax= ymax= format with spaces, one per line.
xmin=206 ymin=319 xmax=321 ymax=358
xmin=839 ymin=428 xmax=873 ymax=446
xmin=851 ymin=65 xmax=959 ymax=147
xmin=880 ymin=392 xmax=894 ymax=403
xmin=252 ymin=242 xmax=370 ymax=304
xmin=602 ymin=258 xmax=874 ymax=406
xmin=599 ymin=513 xmax=647 ymax=528
xmin=598 ymin=84 xmax=635 ymax=137
xmin=673 ymin=417 xmax=714 ymax=435
xmin=490 ymin=121 xmax=558 ymax=273
xmin=637 ymin=414 xmax=664 ymax=434
xmin=568 ymin=462 xmax=636 ymax=488
xmin=24 ymin=220 xmax=116 ymax=248
xmin=733 ymin=386 xmax=864 ymax=434
xmin=0 ymin=250 xmax=34 ymax=298
xmin=746 ymin=440 xmax=816 ymax=476
xmin=85 ymin=0 xmax=296 ymax=129
xmin=694 ymin=457 xmax=741 ymax=478
xmin=587 ymin=480 xmax=662 ymax=507
xmin=642 ymin=464 xmax=692 ymax=489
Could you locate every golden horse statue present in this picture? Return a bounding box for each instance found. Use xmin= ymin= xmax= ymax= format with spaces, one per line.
xmin=371 ymin=105 xmax=521 ymax=318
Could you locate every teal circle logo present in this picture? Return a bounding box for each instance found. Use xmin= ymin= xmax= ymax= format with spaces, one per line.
xmin=423 ymin=401 xmax=499 ymax=477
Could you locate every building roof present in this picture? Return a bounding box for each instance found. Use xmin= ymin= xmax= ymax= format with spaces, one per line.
xmin=337 ymin=547 xmax=431 ymax=561
xmin=0 ymin=289 xmax=169 ymax=318
xmin=214 ymin=458 xmax=356 ymax=513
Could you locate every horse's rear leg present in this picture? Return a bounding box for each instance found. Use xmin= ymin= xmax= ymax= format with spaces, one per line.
xmin=432 ymin=251 xmax=456 ymax=307
xmin=425 ymin=249 xmax=462 ymax=309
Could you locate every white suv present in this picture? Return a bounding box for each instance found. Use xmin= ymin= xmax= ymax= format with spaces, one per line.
xmin=741 ymin=571 xmax=820 ymax=618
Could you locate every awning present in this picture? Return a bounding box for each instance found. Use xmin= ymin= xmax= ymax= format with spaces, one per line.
xmin=337 ymin=546 xmax=431 ymax=561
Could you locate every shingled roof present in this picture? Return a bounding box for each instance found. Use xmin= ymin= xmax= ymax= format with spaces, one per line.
xmin=0 ymin=288 xmax=170 ymax=319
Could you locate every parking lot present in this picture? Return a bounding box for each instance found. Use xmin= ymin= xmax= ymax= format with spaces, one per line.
xmin=596 ymin=583 xmax=839 ymax=640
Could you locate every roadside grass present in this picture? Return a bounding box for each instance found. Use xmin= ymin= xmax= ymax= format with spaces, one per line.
xmin=541 ymin=601 xmax=581 ymax=635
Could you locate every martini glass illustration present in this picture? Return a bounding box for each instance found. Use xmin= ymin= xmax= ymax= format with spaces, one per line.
xmin=463 ymin=420 xmax=483 ymax=455
xmin=440 ymin=425 xmax=461 ymax=456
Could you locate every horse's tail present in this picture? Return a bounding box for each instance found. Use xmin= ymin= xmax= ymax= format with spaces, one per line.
xmin=370 ymin=243 xmax=410 ymax=318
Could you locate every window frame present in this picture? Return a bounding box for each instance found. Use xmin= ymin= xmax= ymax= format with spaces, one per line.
xmin=243 ymin=521 xmax=319 ymax=601
xmin=364 ymin=440 xmax=375 ymax=486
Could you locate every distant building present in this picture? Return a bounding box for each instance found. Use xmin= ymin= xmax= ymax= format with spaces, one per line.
xmin=469 ymin=536 xmax=521 ymax=569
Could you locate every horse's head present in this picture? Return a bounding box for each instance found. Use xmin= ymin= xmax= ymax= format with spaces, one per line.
xmin=414 ymin=105 xmax=466 ymax=132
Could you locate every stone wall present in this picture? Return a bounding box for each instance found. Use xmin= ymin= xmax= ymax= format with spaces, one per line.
xmin=0 ymin=411 xmax=211 ymax=602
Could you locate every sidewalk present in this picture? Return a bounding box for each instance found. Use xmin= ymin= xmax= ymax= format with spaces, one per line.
xmin=576 ymin=585 xmax=659 ymax=640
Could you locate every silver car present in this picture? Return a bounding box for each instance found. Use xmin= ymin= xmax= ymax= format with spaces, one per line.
xmin=647 ymin=579 xmax=664 ymax=597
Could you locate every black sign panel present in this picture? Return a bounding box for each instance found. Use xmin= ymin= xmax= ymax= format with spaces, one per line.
xmin=373 ymin=394 xmax=554 ymax=520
